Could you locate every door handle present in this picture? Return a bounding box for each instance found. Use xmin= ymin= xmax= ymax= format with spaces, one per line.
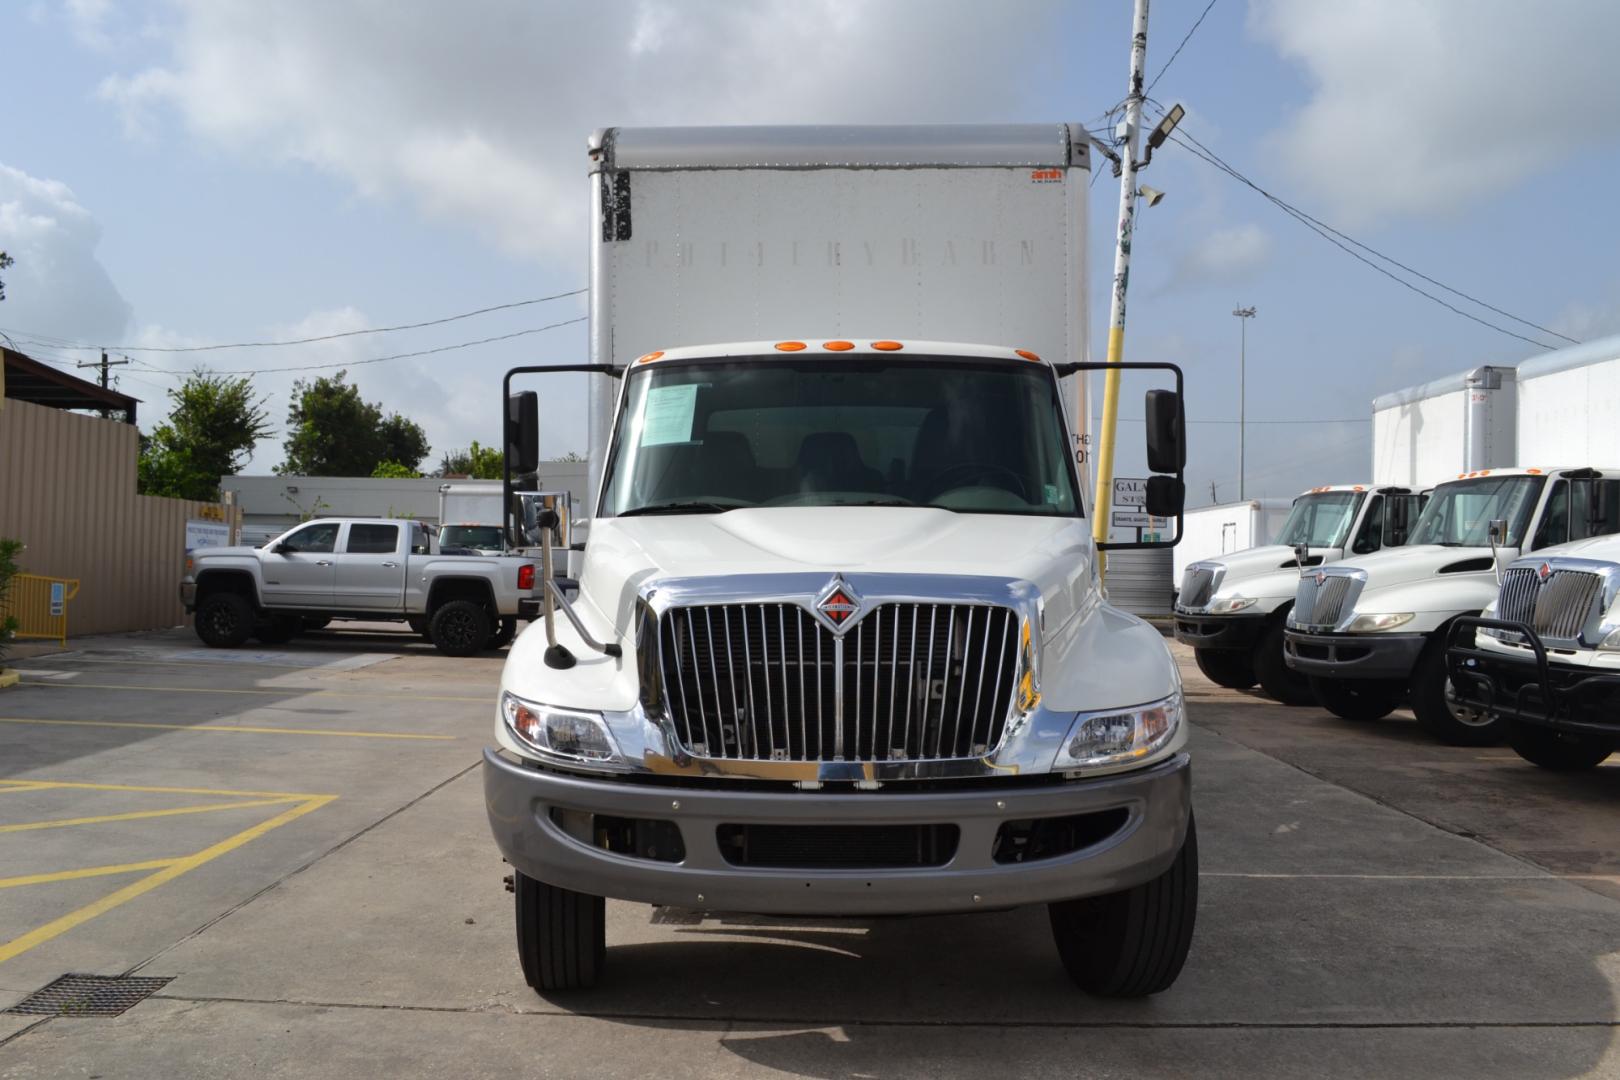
xmin=316 ymin=560 xmax=333 ymax=567
xmin=381 ymin=561 xmax=399 ymax=568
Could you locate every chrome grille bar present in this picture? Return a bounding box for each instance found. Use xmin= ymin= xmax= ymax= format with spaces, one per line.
xmin=1498 ymin=567 xmax=1539 ymax=625
xmin=1314 ymin=576 xmax=1353 ymax=627
xmin=1534 ymin=571 xmax=1603 ymax=641
xmin=1181 ymin=567 xmax=1215 ymax=608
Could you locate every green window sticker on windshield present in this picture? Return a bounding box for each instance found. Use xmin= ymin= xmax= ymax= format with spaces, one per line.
xmin=1044 ymin=483 xmax=1059 ymax=504
xmin=641 ymin=384 xmax=699 ymax=446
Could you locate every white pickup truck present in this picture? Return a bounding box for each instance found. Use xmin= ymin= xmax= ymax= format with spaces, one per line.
xmin=181 ymin=517 xmax=541 ymax=655
xmin=1447 ymin=535 xmax=1620 ymax=770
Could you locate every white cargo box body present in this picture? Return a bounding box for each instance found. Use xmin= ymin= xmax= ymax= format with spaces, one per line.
xmin=439 ymin=482 xmax=504 ymax=526
xmin=1515 ymin=333 xmax=1620 ymax=464
xmin=1173 ymin=499 xmax=1292 ymax=586
xmin=1371 ymin=365 xmax=1516 ymax=487
xmin=584 ymin=125 xmax=1092 ymax=506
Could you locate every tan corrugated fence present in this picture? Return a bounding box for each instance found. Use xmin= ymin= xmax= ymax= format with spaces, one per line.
xmin=0 ymin=399 xmax=222 ymax=637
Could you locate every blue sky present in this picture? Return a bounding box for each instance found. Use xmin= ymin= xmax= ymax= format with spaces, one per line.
xmin=3 ymin=1 xmax=1618 ymax=503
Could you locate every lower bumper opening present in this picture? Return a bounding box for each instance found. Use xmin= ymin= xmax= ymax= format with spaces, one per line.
xmin=992 ymin=807 xmax=1131 ymax=865
xmin=550 ymin=808 xmax=686 ymax=864
xmin=716 ymin=823 xmax=961 ymax=869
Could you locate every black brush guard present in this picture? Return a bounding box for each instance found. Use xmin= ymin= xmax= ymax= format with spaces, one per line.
xmin=1447 ymin=616 xmax=1620 ymax=736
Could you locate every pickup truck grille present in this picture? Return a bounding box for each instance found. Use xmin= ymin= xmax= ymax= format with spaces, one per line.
xmin=656 ymin=602 xmax=1020 ymax=763
xmin=1179 ymin=567 xmax=1216 ymax=609
xmin=1499 ymin=566 xmax=1603 ymax=642
xmin=1292 ymin=573 xmax=1355 ymax=630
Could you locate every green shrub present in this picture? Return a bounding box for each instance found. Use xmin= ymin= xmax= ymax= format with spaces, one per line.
xmin=0 ymin=538 xmax=21 ymax=662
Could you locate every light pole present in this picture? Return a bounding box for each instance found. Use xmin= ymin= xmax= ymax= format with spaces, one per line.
xmin=1232 ymin=306 xmax=1256 ymax=500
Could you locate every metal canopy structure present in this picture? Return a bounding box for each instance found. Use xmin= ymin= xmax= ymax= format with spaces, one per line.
xmin=1 ymin=347 xmax=138 ymax=424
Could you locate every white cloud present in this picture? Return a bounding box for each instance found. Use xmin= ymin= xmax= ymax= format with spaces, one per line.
xmin=1252 ymin=0 xmax=1620 ymax=224
xmin=0 ymin=163 xmax=133 ymax=346
xmin=1166 ymin=223 xmax=1272 ymax=289
xmin=97 ymin=1 xmax=1063 ymax=260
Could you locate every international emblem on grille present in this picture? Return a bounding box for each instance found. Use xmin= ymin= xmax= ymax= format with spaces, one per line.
xmin=1539 ymin=562 xmax=1552 ymax=580
xmin=1314 ymin=571 xmax=1327 ymax=586
xmin=816 ymin=576 xmax=860 ymax=631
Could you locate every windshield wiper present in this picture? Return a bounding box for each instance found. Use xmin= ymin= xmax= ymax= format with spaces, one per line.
xmin=617 ymin=501 xmax=737 ymax=517
xmin=832 ymin=498 xmax=921 ymax=508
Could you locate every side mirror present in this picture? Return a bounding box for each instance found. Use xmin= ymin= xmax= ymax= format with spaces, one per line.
xmin=1143 ymin=475 xmax=1184 ymax=517
xmin=1144 ymin=389 xmax=1185 ymax=474
xmin=1487 ymin=518 xmax=1508 ymax=545
xmin=505 ymin=391 xmax=539 ymax=476
xmin=272 ymin=542 xmax=290 ymax=554
xmin=514 ymin=491 xmax=572 ymax=548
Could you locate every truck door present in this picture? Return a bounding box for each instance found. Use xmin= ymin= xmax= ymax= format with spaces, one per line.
xmin=335 ymin=522 xmax=408 ymax=611
xmin=261 ymin=521 xmax=339 ymax=607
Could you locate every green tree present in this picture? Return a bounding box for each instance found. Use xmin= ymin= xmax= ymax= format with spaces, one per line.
xmin=0 ymin=537 xmax=22 ymax=662
xmin=371 ymin=460 xmax=420 ymax=479
xmin=0 ymin=250 xmax=13 ymax=303
xmin=437 ymin=440 xmax=503 ymax=479
xmin=138 ymin=370 xmax=273 ymax=501
xmin=279 ymin=370 xmax=430 ymax=476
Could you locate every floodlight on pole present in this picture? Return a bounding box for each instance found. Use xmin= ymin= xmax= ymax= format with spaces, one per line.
xmin=1232 ymin=306 xmax=1256 ymax=500
xmin=1141 ymin=104 xmax=1185 ymax=166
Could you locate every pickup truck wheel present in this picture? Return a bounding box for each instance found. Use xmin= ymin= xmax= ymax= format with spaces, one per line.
xmin=1049 ymin=813 xmax=1197 ymax=997
xmin=194 ymin=593 xmax=254 ymax=648
xmin=514 ymin=871 xmax=605 ymax=992
xmin=1508 ymin=723 xmax=1616 ymax=771
xmin=430 ymin=600 xmax=492 ymax=656
xmin=1411 ymin=638 xmax=1502 ymax=746
xmin=253 ymin=616 xmax=300 ymax=645
xmin=1309 ymin=676 xmax=1401 ymax=722
xmin=488 ymin=617 xmax=518 ymax=650
xmin=1254 ymin=621 xmax=1315 ymax=706
xmin=1193 ymin=648 xmax=1256 ymax=690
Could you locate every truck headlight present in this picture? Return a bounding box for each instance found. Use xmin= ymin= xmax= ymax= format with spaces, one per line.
xmin=1346 ymin=612 xmax=1415 ymax=633
xmin=1054 ymin=691 xmax=1183 ymax=770
xmin=1599 ymin=627 xmax=1620 ymax=652
xmin=1207 ymin=596 xmax=1257 ymax=614
xmin=500 ymin=691 xmax=625 ymax=769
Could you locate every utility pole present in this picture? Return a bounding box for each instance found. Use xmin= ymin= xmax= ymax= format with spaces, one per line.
xmin=1209 ymin=479 xmax=1218 ymax=504
xmin=77 ymin=349 xmax=129 ymax=419
xmin=1232 ymin=306 xmax=1256 ymax=499
xmin=1091 ymin=0 xmax=1151 ymax=576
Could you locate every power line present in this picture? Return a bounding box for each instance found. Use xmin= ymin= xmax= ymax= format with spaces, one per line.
xmin=1146 ymin=0 xmax=1219 ymax=94
xmin=1156 ymin=117 xmax=1574 ymax=351
xmin=0 ymin=287 xmax=587 ymax=355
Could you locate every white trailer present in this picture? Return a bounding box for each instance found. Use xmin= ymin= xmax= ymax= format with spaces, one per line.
xmin=1371 ymin=365 xmax=1516 ymax=487
xmin=1173 ymin=499 xmax=1292 ymax=589
xmin=1514 ymin=333 xmax=1620 ymax=464
xmin=438 ymin=481 xmax=505 ymax=553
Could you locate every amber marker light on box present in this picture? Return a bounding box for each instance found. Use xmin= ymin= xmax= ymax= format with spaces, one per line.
xmin=870 ymin=341 xmax=904 ymax=351
xmin=775 ymin=341 xmax=807 ymax=352
xmin=822 ymin=340 xmax=855 ymax=351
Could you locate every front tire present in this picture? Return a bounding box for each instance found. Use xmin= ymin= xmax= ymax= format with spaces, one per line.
xmin=1255 ymin=620 xmax=1315 ymax=705
xmin=430 ymin=600 xmax=491 ymax=657
xmin=1194 ymin=648 xmax=1257 ymax=690
xmin=1411 ymin=636 xmax=1502 ymax=745
xmin=488 ymin=617 xmax=518 ymax=650
xmin=1049 ymin=814 xmax=1198 ymax=997
xmin=515 ymin=872 xmax=605 ymax=992
xmin=1309 ymin=676 xmax=1401 ymax=722
xmin=193 ymin=593 xmax=254 ymax=648
xmin=253 ymin=615 xmax=300 ymax=645
xmin=1508 ymin=723 xmax=1616 ymax=771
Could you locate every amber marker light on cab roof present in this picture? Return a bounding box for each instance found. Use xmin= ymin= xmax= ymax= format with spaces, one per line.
xmin=1016 ymin=349 xmax=1042 ymax=362
xmin=870 ymin=340 xmax=904 ymax=351
xmin=637 ymin=351 xmax=664 ymax=364
xmin=822 ymin=340 xmax=855 ymax=351
xmin=775 ymin=341 xmax=807 ymax=351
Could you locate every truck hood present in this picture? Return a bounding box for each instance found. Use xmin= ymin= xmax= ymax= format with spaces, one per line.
xmin=1193 ymin=544 xmax=1335 ymax=583
xmin=1337 ymin=544 xmax=1505 ymax=593
xmin=189 ymin=545 xmax=263 ymax=559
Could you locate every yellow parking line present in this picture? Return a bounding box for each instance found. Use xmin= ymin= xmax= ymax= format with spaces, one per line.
xmin=0 ymin=859 xmax=178 ymax=890
xmin=0 ymin=797 xmax=300 ymax=834
xmin=19 ymin=680 xmax=487 ymax=703
xmin=0 ymin=783 xmax=58 ymax=795
xmin=0 ymin=795 xmax=334 ymax=966
xmin=0 ymin=779 xmax=331 ymax=799
xmin=0 ymin=717 xmax=456 ymax=742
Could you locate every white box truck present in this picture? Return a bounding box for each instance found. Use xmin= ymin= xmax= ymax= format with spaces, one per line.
xmin=1173 ymin=498 xmax=1292 ymax=588
xmin=1514 ymin=333 xmax=1620 ymax=464
xmin=1371 ymin=365 xmax=1517 ymax=488
xmin=483 ymin=125 xmax=1198 ymax=998
xmin=438 ymin=481 xmax=506 ymax=554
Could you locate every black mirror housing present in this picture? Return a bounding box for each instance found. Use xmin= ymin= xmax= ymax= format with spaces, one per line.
xmin=1144 ymin=476 xmax=1184 ymax=518
xmin=1144 ymin=389 xmax=1185 ymax=474
xmin=506 ymin=391 xmax=539 ymax=475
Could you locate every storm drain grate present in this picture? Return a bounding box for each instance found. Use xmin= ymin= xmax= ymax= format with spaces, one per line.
xmin=4 ymin=974 xmax=173 ymax=1017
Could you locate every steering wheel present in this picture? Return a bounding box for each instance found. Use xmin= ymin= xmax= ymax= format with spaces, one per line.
xmin=925 ymin=462 xmax=1030 ymax=501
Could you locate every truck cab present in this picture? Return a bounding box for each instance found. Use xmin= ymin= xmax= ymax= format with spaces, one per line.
xmin=1174 ymin=484 xmax=1424 ymax=703
xmin=1283 ymin=467 xmax=1620 ymax=742
xmin=1447 ymin=534 xmax=1620 ymax=771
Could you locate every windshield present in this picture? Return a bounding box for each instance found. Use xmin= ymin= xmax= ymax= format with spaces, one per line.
xmin=439 ymin=525 xmax=504 ymax=550
xmin=599 ymin=358 xmax=1083 ymax=518
xmin=1276 ymin=492 xmax=1364 ymax=549
xmin=1407 ymin=476 xmax=1544 ymax=547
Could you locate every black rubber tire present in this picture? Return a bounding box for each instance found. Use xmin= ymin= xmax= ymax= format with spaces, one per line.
xmin=1049 ymin=814 xmax=1198 ymax=997
xmin=300 ymin=615 xmax=332 ymax=631
xmin=430 ymin=599 xmax=492 ymax=657
xmin=252 ymin=615 xmax=300 ymax=645
xmin=1411 ymin=637 xmax=1503 ymax=746
xmin=1255 ymin=619 xmax=1316 ymax=706
xmin=1194 ymin=648 xmax=1257 ymax=690
xmin=488 ymin=617 xmax=518 ymax=650
xmin=193 ymin=592 xmax=254 ymax=648
xmin=1309 ymin=676 xmax=1401 ymax=722
xmin=1508 ymin=723 xmax=1616 ymax=771
xmin=515 ymin=871 xmax=605 ymax=992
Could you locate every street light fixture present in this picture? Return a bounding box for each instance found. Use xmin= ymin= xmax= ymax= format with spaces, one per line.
xmin=1233 ymin=306 xmax=1256 ymax=500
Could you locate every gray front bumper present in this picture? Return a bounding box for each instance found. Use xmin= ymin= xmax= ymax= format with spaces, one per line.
xmin=483 ymin=748 xmax=1191 ymax=916
xmin=179 ymin=580 xmax=197 ymax=612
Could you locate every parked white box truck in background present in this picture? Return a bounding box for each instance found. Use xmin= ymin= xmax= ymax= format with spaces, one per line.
xmin=1372 ymin=365 xmax=1517 ymax=488
xmin=1514 ymin=333 xmax=1620 ymax=464
xmin=1173 ymin=499 xmax=1292 ymax=589
xmin=438 ymin=481 xmax=506 ymax=554
xmin=485 ymin=125 xmax=1198 ymax=999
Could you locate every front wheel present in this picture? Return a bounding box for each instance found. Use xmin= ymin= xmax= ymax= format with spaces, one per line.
xmin=1509 ymin=723 xmax=1616 ymax=771
xmin=488 ymin=617 xmax=518 ymax=650
xmin=1194 ymin=648 xmax=1256 ymax=690
xmin=194 ymin=593 xmax=254 ymax=648
xmin=515 ymin=872 xmax=605 ymax=992
xmin=1411 ymin=637 xmax=1502 ymax=745
xmin=1255 ymin=620 xmax=1315 ymax=706
xmin=430 ymin=600 xmax=492 ymax=657
xmin=1309 ymin=676 xmax=1402 ymax=722
xmin=1049 ymin=814 xmax=1197 ymax=997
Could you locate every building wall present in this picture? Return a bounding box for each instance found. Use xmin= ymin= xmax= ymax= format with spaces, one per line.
xmin=0 ymin=398 xmax=222 ymax=636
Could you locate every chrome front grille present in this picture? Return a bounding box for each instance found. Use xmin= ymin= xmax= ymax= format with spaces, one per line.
xmin=1534 ymin=571 xmax=1603 ymax=640
xmin=657 ymin=602 xmax=1020 ymax=762
xmin=1293 ymin=573 xmax=1355 ymax=629
xmin=1180 ymin=567 xmax=1216 ymax=608
xmin=1497 ymin=567 xmax=1539 ymax=625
